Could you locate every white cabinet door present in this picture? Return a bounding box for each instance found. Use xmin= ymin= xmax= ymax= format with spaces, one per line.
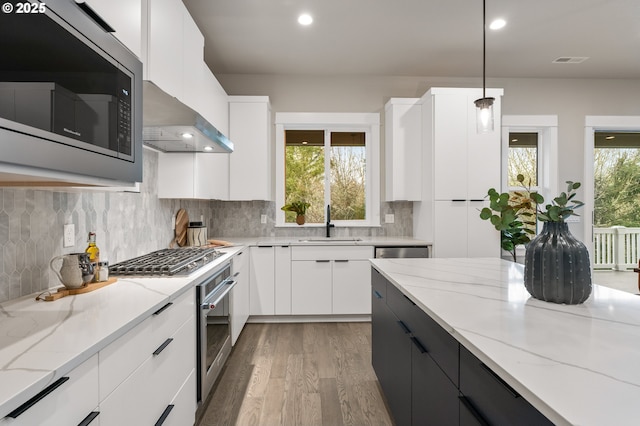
xmin=385 ymin=98 xmax=422 ymax=201
xmin=4 ymin=355 xmax=99 ymax=426
xmin=332 ymin=260 xmax=371 ymax=314
xmin=433 ymin=94 xmax=468 ymax=201
xmin=201 ymin=66 xmax=230 ymax=135
xmin=145 ymin=0 xmax=184 ymax=98
xmin=467 ymin=200 xmax=500 ymax=257
xmin=434 ymin=200 xmax=468 ymax=258
xmin=274 ymin=246 xmax=292 ymax=315
xmin=291 ymin=260 xmax=332 ymax=315
xmin=85 ymin=0 xmax=142 ymax=57
xmin=157 ymin=153 xmax=195 ymax=199
xmin=163 ymin=369 xmax=196 ymax=426
xmin=231 ymin=249 xmax=250 ymax=345
xmin=180 ymin=10 xmax=205 ymax=112
xmin=229 ymin=97 xmax=272 ymax=201
xmin=249 ymin=246 xmax=275 ymax=315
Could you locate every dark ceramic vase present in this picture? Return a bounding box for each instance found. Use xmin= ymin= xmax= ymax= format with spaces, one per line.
xmin=523 ymin=222 xmax=592 ymax=304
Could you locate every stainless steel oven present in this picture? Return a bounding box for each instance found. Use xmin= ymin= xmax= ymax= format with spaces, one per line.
xmin=196 ymin=262 xmax=237 ymax=406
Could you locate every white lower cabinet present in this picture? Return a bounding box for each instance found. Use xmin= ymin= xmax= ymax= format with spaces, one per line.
xmin=332 ymin=259 xmax=372 ymax=314
xmin=2 ymin=354 xmax=99 ymax=425
xmin=98 ymin=289 xmax=196 ymax=426
xmin=163 ymin=369 xmax=196 ymax=426
xmin=231 ymin=249 xmax=250 ymax=345
xmin=249 ymin=246 xmax=275 ymax=315
xmin=291 ymin=260 xmax=332 ymax=314
xmin=249 ymin=245 xmax=292 ymax=316
xmin=291 ymin=246 xmax=373 ymax=315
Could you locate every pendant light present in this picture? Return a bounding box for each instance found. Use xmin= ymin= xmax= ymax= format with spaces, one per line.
xmin=474 ymin=0 xmax=494 ymax=133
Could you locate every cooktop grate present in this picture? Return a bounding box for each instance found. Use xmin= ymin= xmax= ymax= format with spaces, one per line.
xmin=109 ymin=247 xmax=223 ymax=276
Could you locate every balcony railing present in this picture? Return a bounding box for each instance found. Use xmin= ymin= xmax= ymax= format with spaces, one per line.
xmin=593 ymin=226 xmax=640 ymax=270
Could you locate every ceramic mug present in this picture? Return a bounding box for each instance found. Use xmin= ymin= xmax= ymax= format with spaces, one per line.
xmin=50 ymin=253 xmax=94 ymax=289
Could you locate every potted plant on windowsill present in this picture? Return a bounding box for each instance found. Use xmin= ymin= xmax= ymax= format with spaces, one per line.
xmin=281 ymin=201 xmax=310 ymax=225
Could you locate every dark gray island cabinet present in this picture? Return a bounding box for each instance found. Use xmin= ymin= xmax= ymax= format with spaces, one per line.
xmin=372 ymin=268 xmax=552 ymax=426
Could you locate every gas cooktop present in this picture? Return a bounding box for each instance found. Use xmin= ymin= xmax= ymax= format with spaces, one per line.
xmin=109 ymin=247 xmax=224 ymax=276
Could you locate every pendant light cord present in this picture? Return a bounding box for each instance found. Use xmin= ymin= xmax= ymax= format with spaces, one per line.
xmin=482 ymin=0 xmax=486 ymax=99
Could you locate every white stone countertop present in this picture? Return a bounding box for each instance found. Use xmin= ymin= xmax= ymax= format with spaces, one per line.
xmin=0 ymin=246 xmax=242 ymax=419
xmin=218 ymin=236 xmax=431 ymax=247
xmin=370 ymin=257 xmax=640 ymax=426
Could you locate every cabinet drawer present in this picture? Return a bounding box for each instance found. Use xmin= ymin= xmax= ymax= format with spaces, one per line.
xmin=459 ymin=346 xmax=552 ymax=426
xmin=99 ymin=315 xmax=196 ymax=426
xmin=371 ymin=267 xmax=386 ymax=300
xmin=4 ymin=354 xmax=98 ymax=426
xmin=161 ymin=368 xmax=196 ymax=426
xmin=291 ymin=245 xmax=373 ymax=261
xmin=99 ymin=289 xmax=194 ymax=400
xmin=386 ymin=282 xmax=459 ymax=386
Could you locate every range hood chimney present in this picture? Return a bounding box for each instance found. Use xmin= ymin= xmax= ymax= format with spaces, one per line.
xmin=142 ymin=81 xmax=233 ymax=153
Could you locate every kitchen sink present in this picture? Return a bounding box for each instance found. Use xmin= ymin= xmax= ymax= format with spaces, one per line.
xmin=298 ymin=238 xmax=363 ymax=242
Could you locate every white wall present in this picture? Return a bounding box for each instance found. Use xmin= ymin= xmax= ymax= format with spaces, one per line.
xmin=218 ymin=74 xmax=640 ymax=241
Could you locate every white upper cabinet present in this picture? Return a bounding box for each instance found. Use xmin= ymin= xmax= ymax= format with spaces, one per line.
xmin=84 ymin=0 xmax=142 ymax=58
xmin=157 ymin=152 xmax=229 ymax=200
xmin=181 ymin=10 xmax=205 ymax=112
xmin=384 ymin=98 xmax=422 ymax=201
xmin=229 ymin=96 xmax=272 ymax=201
xmin=427 ymin=88 xmax=503 ymax=201
xmin=143 ymin=0 xmax=184 ymax=98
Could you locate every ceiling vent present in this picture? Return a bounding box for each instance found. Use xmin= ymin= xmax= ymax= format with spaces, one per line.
xmin=553 ymin=57 xmax=589 ymax=64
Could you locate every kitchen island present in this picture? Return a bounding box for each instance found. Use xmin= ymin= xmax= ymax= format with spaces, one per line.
xmin=371 ymin=257 xmax=640 ymax=426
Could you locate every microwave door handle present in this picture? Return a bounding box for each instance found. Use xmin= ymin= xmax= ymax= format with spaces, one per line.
xmin=201 ymin=278 xmax=237 ymax=310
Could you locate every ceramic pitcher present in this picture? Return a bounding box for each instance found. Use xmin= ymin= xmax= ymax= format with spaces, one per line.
xmin=50 ymin=253 xmax=93 ymax=289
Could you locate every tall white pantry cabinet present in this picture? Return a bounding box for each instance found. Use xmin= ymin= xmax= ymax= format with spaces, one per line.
xmin=413 ymin=87 xmax=503 ymax=258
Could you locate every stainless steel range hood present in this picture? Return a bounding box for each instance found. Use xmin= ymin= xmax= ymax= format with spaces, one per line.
xmin=142 ymin=81 xmax=233 ymax=153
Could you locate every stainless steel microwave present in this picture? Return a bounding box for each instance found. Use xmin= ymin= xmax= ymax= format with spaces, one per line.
xmin=0 ymin=0 xmax=142 ymax=185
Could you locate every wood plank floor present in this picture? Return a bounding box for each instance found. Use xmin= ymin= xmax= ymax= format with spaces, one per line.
xmin=197 ymin=322 xmax=393 ymax=426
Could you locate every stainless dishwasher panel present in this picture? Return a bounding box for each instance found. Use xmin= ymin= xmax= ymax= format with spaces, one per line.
xmin=374 ymin=246 xmax=430 ymax=258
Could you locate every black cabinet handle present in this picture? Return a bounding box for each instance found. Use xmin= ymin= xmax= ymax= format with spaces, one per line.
xmin=335 ymin=259 xmax=349 ymax=263
xmin=459 ymin=396 xmax=490 ymax=426
xmin=315 ymin=260 xmax=331 ymax=263
xmin=153 ymin=338 xmax=174 ymax=356
xmin=373 ymin=290 xmax=383 ymax=299
xmin=6 ymin=377 xmax=70 ymax=418
xmin=451 ymin=199 xmax=467 ymax=202
xmin=410 ymin=336 xmax=428 ymax=354
xmin=155 ymin=405 xmax=175 ymax=426
xmin=480 ymin=363 xmax=520 ymax=398
xmin=153 ymin=302 xmax=173 ymax=316
xmin=78 ymin=411 xmax=100 ymax=426
xmin=470 ymin=199 xmax=485 ymax=202
xmin=280 ymin=245 xmax=290 ymax=248
xmin=258 ymin=245 xmax=273 ymax=248
xmin=397 ymin=320 xmax=411 ymax=334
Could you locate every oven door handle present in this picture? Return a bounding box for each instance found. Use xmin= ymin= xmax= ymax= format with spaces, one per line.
xmin=201 ymin=277 xmax=237 ymax=310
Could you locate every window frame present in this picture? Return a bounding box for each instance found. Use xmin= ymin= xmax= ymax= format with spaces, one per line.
xmin=275 ymin=112 xmax=380 ymax=227
xmin=501 ymin=115 xmax=558 ymax=255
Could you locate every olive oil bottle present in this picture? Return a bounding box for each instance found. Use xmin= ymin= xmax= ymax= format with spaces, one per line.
xmin=85 ymin=232 xmax=100 ymax=281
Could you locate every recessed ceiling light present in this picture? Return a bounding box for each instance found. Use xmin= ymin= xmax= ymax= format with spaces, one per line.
xmin=489 ymin=19 xmax=506 ymax=30
xmin=298 ymin=13 xmax=313 ymax=26
xmin=181 ymin=132 xmax=194 ymax=139
xmin=605 ymin=136 xmax=615 ymax=140
xmin=301 ymin=141 xmax=308 ymax=145
xmin=203 ymin=146 xmax=214 ymax=151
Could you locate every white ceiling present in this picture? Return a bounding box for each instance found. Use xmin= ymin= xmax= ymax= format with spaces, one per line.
xmin=182 ymin=0 xmax=640 ymax=79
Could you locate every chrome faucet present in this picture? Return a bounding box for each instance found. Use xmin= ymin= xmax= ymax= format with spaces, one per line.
xmin=326 ymin=204 xmax=335 ymax=238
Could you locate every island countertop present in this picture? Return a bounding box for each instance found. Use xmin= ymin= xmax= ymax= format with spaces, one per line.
xmin=370 ymin=257 xmax=640 ymax=426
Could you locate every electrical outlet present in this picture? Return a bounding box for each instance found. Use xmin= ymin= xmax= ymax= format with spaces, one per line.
xmin=385 ymin=214 xmax=395 ymax=224
xmin=63 ymin=224 xmax=75 ymax=247
xmin=261 ymin=214 xmax=267 ymax=224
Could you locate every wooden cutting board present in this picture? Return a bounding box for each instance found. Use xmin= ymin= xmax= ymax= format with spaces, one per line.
xmin=175 ymin=208 xmax=189 ymax=247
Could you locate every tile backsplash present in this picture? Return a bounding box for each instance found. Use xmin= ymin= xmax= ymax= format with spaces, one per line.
xmin=0 ymin=150 xmax=414 ymax=303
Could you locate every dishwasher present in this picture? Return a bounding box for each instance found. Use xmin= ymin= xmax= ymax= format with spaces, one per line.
xmin=374 ymin=246 xmax=431 ymax=258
